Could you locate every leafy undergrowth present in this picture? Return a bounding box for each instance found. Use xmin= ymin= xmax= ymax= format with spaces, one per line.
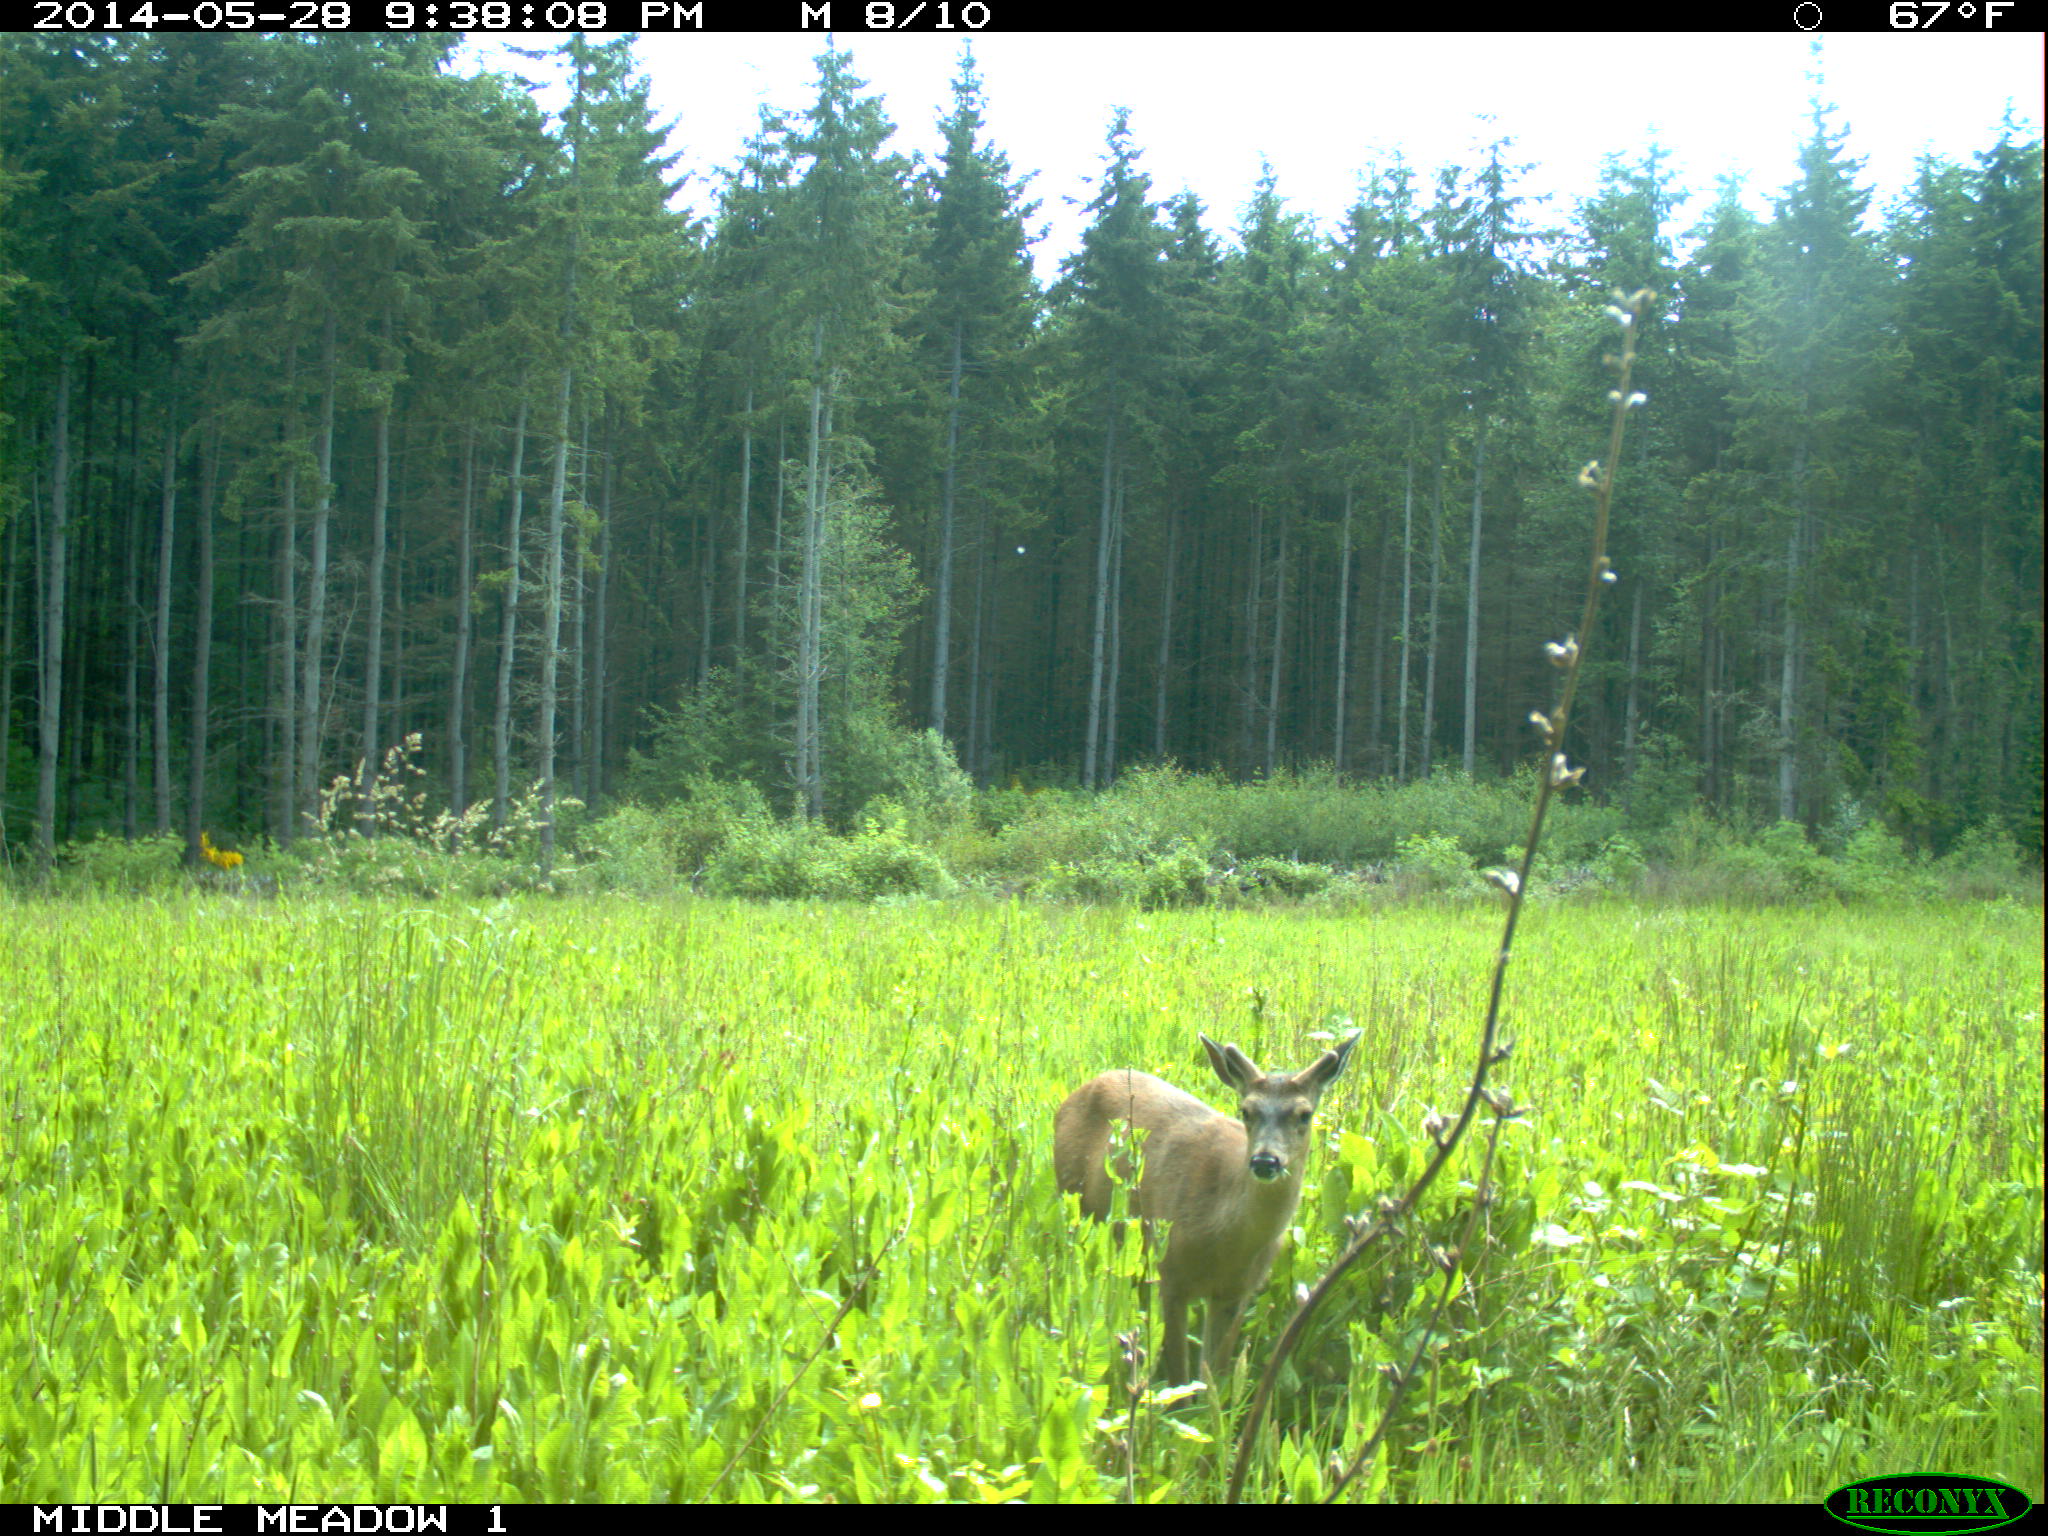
xmin=1 ymin=895 xmax=2039 ymax=1502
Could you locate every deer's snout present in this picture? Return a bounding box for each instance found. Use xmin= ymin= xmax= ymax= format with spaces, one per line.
xmin=1248 ymin=1151 xmax=1287 ymax=1181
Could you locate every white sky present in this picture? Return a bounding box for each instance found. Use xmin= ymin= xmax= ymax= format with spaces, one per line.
xmin=466 ymin=31 xmax=2045 ymax=280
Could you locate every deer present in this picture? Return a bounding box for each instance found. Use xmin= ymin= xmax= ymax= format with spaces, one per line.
xmin=1054 ymin=1030 xmax=1361 ymax=1385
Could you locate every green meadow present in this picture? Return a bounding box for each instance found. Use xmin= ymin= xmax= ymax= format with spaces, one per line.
xmin=2 ymin=893 xmax=2039 ymax=1503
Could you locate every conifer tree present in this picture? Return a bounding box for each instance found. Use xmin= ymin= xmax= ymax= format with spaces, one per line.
xmin=783 ymin=47 xmax=907 ymax=818
xmin=914 ymin=49 xmax=1037 ymax=749
xmin=1736 ymin=103 xmax=1901 ymax=822
xmin=1058 ymin=109 xmax=1165 ymax=789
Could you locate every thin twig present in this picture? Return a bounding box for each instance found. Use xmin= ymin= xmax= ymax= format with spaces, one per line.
xmin=1225 ymin=289 xmax=1653 ymax=1504
xmin=1325 ymin=1102 xmax=1513 ymax=1501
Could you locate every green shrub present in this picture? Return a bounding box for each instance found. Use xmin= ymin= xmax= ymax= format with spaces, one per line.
xmin=1042 ymin=855 xmax=1141 ymax=903
xmin=326 ymin=836 xmax=446 ymax=898
xmin=1224 ymin=855 xmax=1335 ymax=901
xmin=269 ymin=733 xmax=571 ymax=896
xmin=1645 ymin=802 xmax=1725 ymax=868
xmin=928 ymin=816 xmax=1003 ymax=881
xmin=305 ymin=835 xmax=551 ymax=899
xmin=1838 ymin=821 xmax=1939 ymax=901
xmin=1937 ymin=820 xmax=2031 ymax=901
xmin=694 ymin=808 xmax=955 ymax=902
xmin=1622 ymin=732 xmax=1702 ymax=834
xmin=702 ymin=818 xmax=841 ymax=899
xmin=1817 ymin=794 xmax=1874 ymax=858
xmin=1136 ymin=845 xmax=1212 ymax=910
xmin=953 ymin=765 xmax=1639 ymax=886
xmin=1380 ymin=772 xmax=1519 ymax=866
xmin=890 ymin=729 xmax=975 ymax=839
xmin=581 ymin=803 xmax=683 ymax=894
xmin=982 ymin=777 xmax=1212 ymax=881
xmin=666 ymin=776 xmax=773 ymax=875
xmin=1590 ymin=834 xmax=1648 ymax=891
xmin=1689 ymin=820 xmax=1843 ymax=903
xmin=1390 ymin=831 xmax=1478 ymax=898
xmin=830 ymin=717 xmax=963 ymax=830
xmin=832 ymin=807 xmax=956 ymax=899
xmin=571 ymin=778 xmax=771 ymax=894
xmin=52 ymin=831 xmax=187 ymax=894
xmin=1206 ymin=764 xmax=1369 ymax=864
xmin=620 ymin=666 xmax=758 ymax=797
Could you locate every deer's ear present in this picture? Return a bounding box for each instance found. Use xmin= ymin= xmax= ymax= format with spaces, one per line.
xmin=1202 ymin=1034 xmax=1260 ymax=1092
xmin=1302 ymin=1030 xmax=1361 ymax=1093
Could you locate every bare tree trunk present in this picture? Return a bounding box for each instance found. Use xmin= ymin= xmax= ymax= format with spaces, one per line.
xmin=359 ymin=327 xmax=394 ymax=836
xmin=1153 ymin=503 xmax=1179 ymax=761
xmin=1421 ymin=437 xmax=1445 ymax=777
xmin=806 ymin=381 xmax=836 ymax=819
xmin=236 ymin=511 xmax=260 ymax=825
xmin=1264 ymin=513 xmax=1287 ymax=776
xmin=62 ymin=353 xmax=100 ymax=850
xmin=968 ymin=524 xmax=990 ymax=782
xmin=299 ymin=314 xmax=337 ymax=834
xmin=390 ymin=523 xmax=407 ymax=777
xmin=1369 ymin=497 xmax=1392 ymax=775
xmin=449 ymin=426 xmax=476 ymax=825
xmin=797 ymin=320 xmax=827 ymax=819
xmin=493 ymin=393 xmax=529 ymax=830
xmin=1397 ymin=452 xmax=1414 ymax=781
xmin=184 ymin=422 xmax=218 ymax=866
xmin=153 ymin=393 xmax=178 ymax=834
xmin=734 ymin=379 xmax=753 ymax=656
xmin=1696 ymin=511 xmax=1716 ymax=807
xmin=1699 ymin=565 xmax=1718 ymax=808
xmin=1462 ymin=418 xmax=1485 ymax=777
xmin=1777 ymin=528 xmax=1800 ymax=822
xmin=572 ymin=560 xmax=588 ymax=800
xmin=60 ymin=498 xmax=86 ymax=848
xmin=36 ymin=356 xmax=72 ymax=864
xmin=569 ymin=409 xmax=590 ymax=801
xmin=931 ymin=321 xmax=964 ymax=737
xmin=1623 ymin=577 xmax=1643 ymax=791
xmin=1238 ymin=505 xmax=1263 ymax=775
xmin=1936 ymin=530 xmax=1957 ymax=781
xmin=1333 ymin=485 xmax=1354 ymax=771
xmin=696 ymin=506 xmax=713 ymax=690
xmin=121 ymin=420 xmax=142 ymax=840
xmin=772 ymin=418 xmax=787 ymax=592
xmin=589 ymin=440 xmax=613 ymax=802
xmin=1082 ymin=402 xmax=1117 ymax=790
xmin=271 ymin=355 xmax=299 ymax=845
xmin=1 ymin=501 xmax=22 ymax=842
xmin=1778 ymin=439 xmax=1808 ymax=822
xmin=537 ymin=364 xmax=572 ymax=872
xmin=1104 ymin=470 xmax=1125 ymax=783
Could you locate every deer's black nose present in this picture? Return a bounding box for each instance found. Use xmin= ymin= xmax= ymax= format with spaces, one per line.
xmin=1249 ymin=1152 xmax=1285 ymax=1181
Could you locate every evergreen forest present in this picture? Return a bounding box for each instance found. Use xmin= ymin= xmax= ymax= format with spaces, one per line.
xmin=1 ymin=33 xmax=2041 ymax=883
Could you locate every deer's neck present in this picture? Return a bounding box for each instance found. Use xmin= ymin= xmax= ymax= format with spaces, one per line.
xmin=1238 ymin=1168 xmax=1304 ymax=1222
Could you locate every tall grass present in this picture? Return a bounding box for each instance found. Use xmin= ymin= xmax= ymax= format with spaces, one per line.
xmin=0 ymin=892 xmax=2038 ymax=1501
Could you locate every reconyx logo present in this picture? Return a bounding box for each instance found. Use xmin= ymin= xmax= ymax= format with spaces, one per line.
xmin=1825 ymin=1475 xmax=2031 ymax=1535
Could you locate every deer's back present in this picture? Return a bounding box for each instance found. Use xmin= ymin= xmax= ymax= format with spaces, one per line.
xmin=1056 ymin=1069 xmax=1260 ymax=1227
